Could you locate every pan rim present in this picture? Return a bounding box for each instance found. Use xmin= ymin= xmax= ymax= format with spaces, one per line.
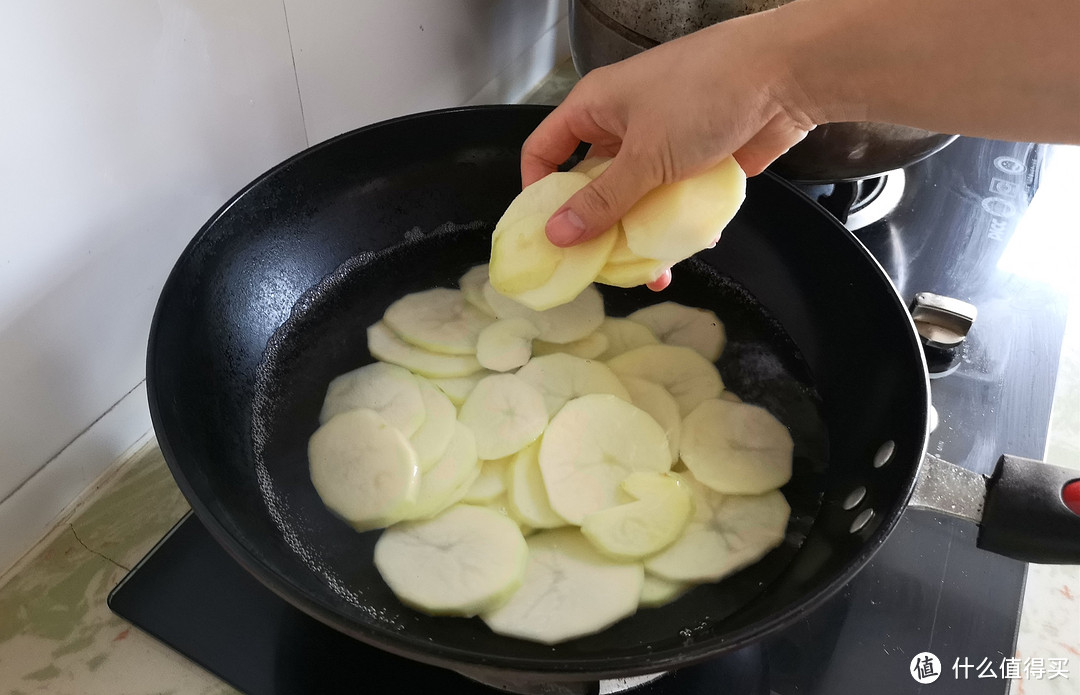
xmin=146 ymin=104 xmax=931 ymax=680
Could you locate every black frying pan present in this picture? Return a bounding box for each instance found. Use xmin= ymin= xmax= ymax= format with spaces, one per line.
xmin=147 ymin=105 xmax=1080 ymax=686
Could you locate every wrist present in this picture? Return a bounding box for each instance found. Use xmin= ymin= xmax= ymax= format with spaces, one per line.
xmin=766 ymin=0 xmax=869 ymax=126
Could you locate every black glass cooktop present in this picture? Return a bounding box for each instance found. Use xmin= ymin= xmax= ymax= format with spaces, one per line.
xmin=110 ymin=137 xmax=1070 ymax=694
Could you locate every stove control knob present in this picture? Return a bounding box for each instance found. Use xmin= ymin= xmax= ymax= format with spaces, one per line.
xmin=910 ymin=293 xmax=978 ymax=349
xmin=910 ymin=293 xmax=978 ymax=377
xmin=1063 ymin=480 xmax=1080 ymax=516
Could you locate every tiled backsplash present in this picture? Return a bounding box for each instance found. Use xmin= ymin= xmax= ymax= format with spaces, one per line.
xmin=0 ymin=0 xmax=569 ymax=574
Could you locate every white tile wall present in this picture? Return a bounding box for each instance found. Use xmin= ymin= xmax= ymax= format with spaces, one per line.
xmin=0 ymin=0 xmax=569 ymax=572
xmin=284 ymin=0 xmax=565 ymax=144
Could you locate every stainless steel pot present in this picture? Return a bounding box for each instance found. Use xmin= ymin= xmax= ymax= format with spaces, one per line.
xmin=569 ymin=0 xmax=958 ymax=182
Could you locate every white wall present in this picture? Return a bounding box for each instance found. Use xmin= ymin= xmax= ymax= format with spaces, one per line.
xmin=0 ymin=0 xmax=569 ymax=572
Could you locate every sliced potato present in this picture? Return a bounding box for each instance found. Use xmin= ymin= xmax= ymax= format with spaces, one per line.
xmin=639 ymin=574 xmax=692 ymax=608
xmin=507 ymin=225 xmax=616 ymax=312
xmin=506 ymin=440 xmax=567 ymax=530
xmin=580 ymin=472 xmax=693 ymax=561
xmin=428 ymin=371 xmax=492 ymax=407
xmin=367 ymin=321 xmax=484 ymax=378
xmin=582 ymin=158 xmax=614 ymax=179
xmin=476 ymin=492 xmax=514 ymax=520
xmin=607 ymin=344 xmax=723 ymax=416
xmin=459 ymin=264 xmax=496 ymax=317
xmin=458 ymin=373 xmax=548 ymax=460
xmin=532 ymin=331 xmax=609 ymax=360
xmin=539 ymin=394 xmax=671 ymax=525
xmin=622 ymin=156 xmax=746 ymax=262
xmin=403 ymin=422 xmax=481 ymax=520
xmin=596 ymin=256 xmax=669 ymax=288
xmin=308 ymin=409 xmax=420 ymax=531
xmin=463 ymin=457 xmax=511 ymax=504
xmin=476 ymin=318 xmax=540 ymax=372
xmin=375 ymin=504 xmax=528 ymax=616
xmin=383 ymin=288 xmax=493 ymax=355
xmin=645 ymin=481 xmax=790 ymax=583
xmin=319 ymin=361 xmax=425 ymax=436
xmin=482 ymin=281 xmax=605 ymax=344
xmin=719 ymin=390 xmax=743 ymax=403
xmin=596 ymin=317 xmax=659 ymax=360
xmin=596 ymin=229 xmax=669 ymax=288
xmin=409 ymin=378 xmax=459 ymax=471
xmin=498 ymin=171 xmax=592 ymax=228
xmin=603 ymin=227 xmax=640 ymax=266
xmin=490 ymin=172 xmax=618 ymax=311
xmin=489 ymin=213 xmax=564 ymax=294
xmin=620 ymin=375 xmax=681 ymax=465
xmin=516 ymin=353 xmax=631 ymax=417
xmin=680 ymin=398 xmax=794 ymax=495
xmin=480 ymin=528 xmax=643 ymax=645
xmin=628 ymin=302 xmax=726 ymax=362
xmin=569 ymin=156 xmax=613 ymax=179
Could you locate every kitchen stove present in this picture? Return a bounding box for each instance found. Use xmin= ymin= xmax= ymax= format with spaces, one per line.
xmin=801 ymin=169 xmax=907 ymax=230
xmin=109 ymin=136 xmax=1071 ymax=694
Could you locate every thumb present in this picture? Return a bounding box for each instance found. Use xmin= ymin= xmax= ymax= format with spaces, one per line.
xmin=546 ymin=154 xmax=659 ymax=247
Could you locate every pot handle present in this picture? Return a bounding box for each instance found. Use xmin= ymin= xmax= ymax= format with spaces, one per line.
xmin=913 ymin=454 xmax=1080 ymax=564
xmin=978 ymin=454 xmax=1080 ymax=564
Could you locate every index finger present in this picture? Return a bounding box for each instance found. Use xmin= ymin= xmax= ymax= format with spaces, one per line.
xmin=520 ymin=104 xmax=585 ymax=187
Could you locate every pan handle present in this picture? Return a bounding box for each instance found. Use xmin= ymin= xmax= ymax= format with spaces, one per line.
xmin=978 ymin=454 xmax=1080 ymax=564
xmin=912 ymin=454 xmax=1080 ymax=564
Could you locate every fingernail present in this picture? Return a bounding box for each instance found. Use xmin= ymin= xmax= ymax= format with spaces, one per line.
xmin=547 ymin=208 xmax=586 ymax=246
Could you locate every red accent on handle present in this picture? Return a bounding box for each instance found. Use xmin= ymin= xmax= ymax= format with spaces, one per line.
xmin=1064 ymin=480 xmax=1080 ymax=516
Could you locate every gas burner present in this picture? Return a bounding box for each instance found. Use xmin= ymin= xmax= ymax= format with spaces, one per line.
xmin=797 ymin=169 xmax=906 ymax=229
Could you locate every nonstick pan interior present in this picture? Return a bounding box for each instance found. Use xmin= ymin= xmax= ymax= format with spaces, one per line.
xmin=148 ymin=106 xmax=929 ymax=680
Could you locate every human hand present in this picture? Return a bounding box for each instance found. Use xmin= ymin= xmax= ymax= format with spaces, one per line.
xmin=521 ymin=11 xmax=818 ymax=290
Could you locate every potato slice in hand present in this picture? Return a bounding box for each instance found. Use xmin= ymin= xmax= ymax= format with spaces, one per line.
xmin=375 ymin=504 xmax=528 ymax=617
xmin=680 ymin=398 xmax=794 ymax=495
xmin=383 ymin=288 xmax=493 ymax=355
xmin=539 ymin=394 xmax=671 ymax=525
xmin=476 ymin=318 xmax=540 ymax=372
xmin=308 ymin=409 xmax=421 ymax=531
xmin=607 ymin=344 xmax=723 ymax=416
xmin=480 ymin=528 xmax=643 ymax=644
xmin=581 ymin=471 xmax=693 ymax=561
xmin=458 ymin=373 xmax=548 ymax=460
xmin=622 ymin=156 xmax=746 ymax=262
xmin=490 ymin=213 xmax=564 ymax=294
xmin=482 ymin=281 xmax=604 ymax=344
xmin=367 ymin=321 xmax=483 ymax=378
xmin=603 ymin=227 xmax=641 ymax=266
xmin=597 ymin=256 xmax=669 ymax=289
xmin=569 ymin=156 xmax=613 ymax=179
xmin=645 ymin=480 xmax=790 ymax=583
xmin=403 ymin=422 xmax=481 ymax=520
xmin=628 ymin=302 xmax=726 ymax=362
xmin=516 ymin=353 xmax=630 ymax=417
xmin=489 ymin=172 xmax=618 ymax=311
xmin=596 ymin=230 xmax=669 ymax=289
xmin=319 ymin=361 xmax=425 ymax=435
